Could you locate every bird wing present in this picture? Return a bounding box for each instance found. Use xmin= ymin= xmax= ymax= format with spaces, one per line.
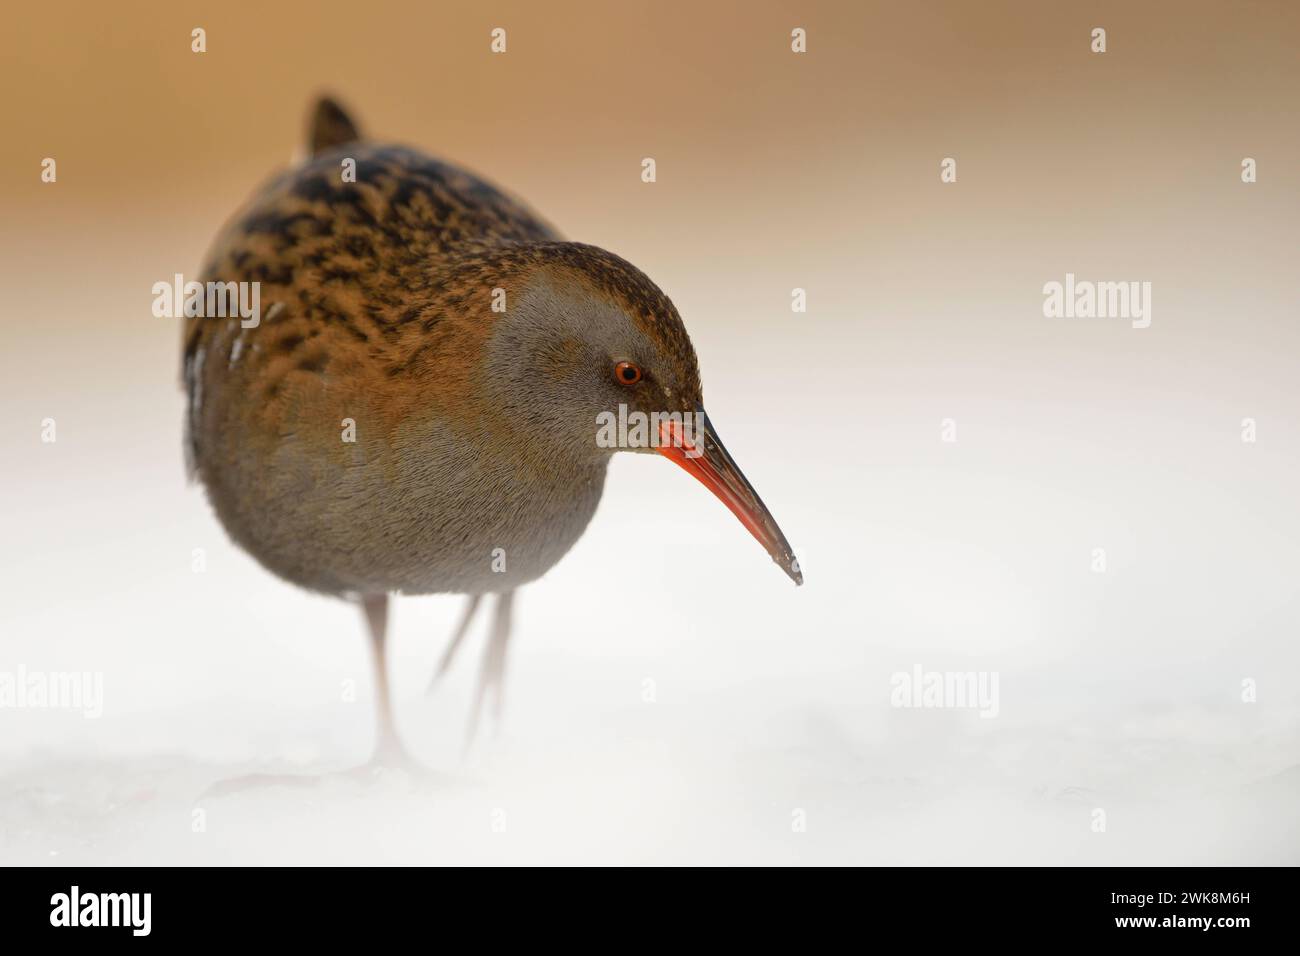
xmin=182 ymin=102 xmax=562 ymax=476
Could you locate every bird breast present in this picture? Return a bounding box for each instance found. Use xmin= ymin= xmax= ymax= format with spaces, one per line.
xmin=194 ymin=381 xmax=610 ymax=597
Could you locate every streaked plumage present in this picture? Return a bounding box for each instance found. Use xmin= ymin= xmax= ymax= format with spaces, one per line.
xmin=184 ymin=98 xmax=797 ymax=762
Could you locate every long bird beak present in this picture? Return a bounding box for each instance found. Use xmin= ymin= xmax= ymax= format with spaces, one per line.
xmin=657 ymin=410 xmax=803 ymax=585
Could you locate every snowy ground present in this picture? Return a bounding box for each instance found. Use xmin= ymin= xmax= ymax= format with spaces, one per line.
xmin=4 ymin=351 xmax=1299 ymax=864
xmin=4 ymin=235 xmax=1299 ymax=865
xmin=4 ymin=680 xmax=1297 ymax=865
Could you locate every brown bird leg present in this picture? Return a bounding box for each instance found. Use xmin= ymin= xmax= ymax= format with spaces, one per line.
xmin=466 ymin=591 xmax=515 ymax=745
xmin=360 ymin=592 xmax=405 ymax=766
xmin=427 ymin=593 xmax=483 ymax=690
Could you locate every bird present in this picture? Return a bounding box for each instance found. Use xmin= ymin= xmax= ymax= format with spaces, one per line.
xmin=183 ymin=96 xmax=801 ymax=766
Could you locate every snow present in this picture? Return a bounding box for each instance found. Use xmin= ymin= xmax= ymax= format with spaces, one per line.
xmin=3 ymin=289 xmax=1298 ymax=865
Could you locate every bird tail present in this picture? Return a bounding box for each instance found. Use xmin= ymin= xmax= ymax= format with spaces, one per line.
xmin=307 ymin=95 xmax=362 ymax=157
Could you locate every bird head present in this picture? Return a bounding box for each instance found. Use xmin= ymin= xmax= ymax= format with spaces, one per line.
xmin=477 ymin=242 xmax=802 ymax=585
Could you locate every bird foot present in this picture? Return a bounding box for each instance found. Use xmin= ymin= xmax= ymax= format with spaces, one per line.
xmin=200 ymin=746 xmax=444 ymax=799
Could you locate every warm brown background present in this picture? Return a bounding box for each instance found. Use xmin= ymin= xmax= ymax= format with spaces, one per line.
xmin=2 ymin=1 xmax=1297 ymax=864
xmin=5 ymin=1 xmax=1298 ymax=408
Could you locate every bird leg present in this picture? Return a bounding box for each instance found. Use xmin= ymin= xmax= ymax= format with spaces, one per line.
xmin=360 ymin=592 xmax=405 ymax=766
xmin=427 ymin=593 xmax=483 ymax=691
xmin=466 ymin=590 xmax=515 ymax=745
xmin=200 ymin=591 xmax=408 ymax=796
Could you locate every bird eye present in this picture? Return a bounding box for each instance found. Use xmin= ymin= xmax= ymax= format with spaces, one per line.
xmin=614 ymin=361 xmax=643 ymax=386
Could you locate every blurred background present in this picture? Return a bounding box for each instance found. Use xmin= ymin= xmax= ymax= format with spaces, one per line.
xmin=2 ymin=0 xmax=1298 ymax=864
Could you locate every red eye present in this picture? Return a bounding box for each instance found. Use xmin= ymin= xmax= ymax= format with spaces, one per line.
xmin=615 ymin=361 xmax=643 ymax=386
